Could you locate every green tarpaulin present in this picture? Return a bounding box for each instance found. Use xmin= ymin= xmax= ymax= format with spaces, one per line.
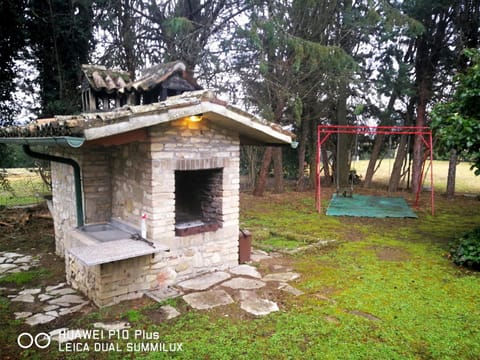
xmin=326 ymin=194 xmax=418 ymax=218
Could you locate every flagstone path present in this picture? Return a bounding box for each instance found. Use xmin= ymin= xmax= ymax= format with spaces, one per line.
xmin=169 ymin=249 xmax=303 ymax=316
xmin=8 ymin=282 xmax=90 ymax=326
xmin=0 ymin=250 xmax=90 ymax=326
xmin=5 ymin=248 xmax=305 ymax=332
xmin=0 ymin=251 xmax=40 ymax=275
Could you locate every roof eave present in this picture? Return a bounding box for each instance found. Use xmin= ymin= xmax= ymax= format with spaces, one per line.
xmin=82 ymin=101 xmax=292 ymax=145
xmin=202 ymin=103 xmax=292 ymax=145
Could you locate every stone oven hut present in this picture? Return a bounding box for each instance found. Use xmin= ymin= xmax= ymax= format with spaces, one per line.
xmin=0 ymin=62 xmax=292 ymax=306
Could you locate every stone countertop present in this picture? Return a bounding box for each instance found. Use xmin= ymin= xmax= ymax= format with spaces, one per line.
xmin=67 ymin=239 xmax=169 ymax=266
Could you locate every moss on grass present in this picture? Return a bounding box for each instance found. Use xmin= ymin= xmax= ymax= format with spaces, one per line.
xmin=237 ymin=190 xmax=480 ymax=359
xmin=0 ymin=268 xmax=51 ymax=286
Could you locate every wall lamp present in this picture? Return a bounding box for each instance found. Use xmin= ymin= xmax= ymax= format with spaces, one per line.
xmin=187 ymin=114 xmax=203 ymax=122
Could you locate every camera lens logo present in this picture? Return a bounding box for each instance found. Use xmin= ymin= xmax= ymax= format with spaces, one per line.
xmin=17 ymin=332 xmax=51 ymax=349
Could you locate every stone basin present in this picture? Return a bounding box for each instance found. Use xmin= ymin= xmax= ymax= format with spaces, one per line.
xmin=80 ymin=223 xmax=132 ymax=242
xmin=67 ymin=218 xmax=138 ymax=248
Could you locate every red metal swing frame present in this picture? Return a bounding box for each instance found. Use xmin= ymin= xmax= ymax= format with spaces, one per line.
xmin=316 ymin=125 xmax=435 ymax=215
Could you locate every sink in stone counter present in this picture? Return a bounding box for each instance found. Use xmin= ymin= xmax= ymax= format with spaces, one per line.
xmin=67 ymin=218 xmax=138 ymax=249
xmin=80 ymin=223 xmax=132 ymax=242
xmin=66 ymin=218 xmax=169 ymax=266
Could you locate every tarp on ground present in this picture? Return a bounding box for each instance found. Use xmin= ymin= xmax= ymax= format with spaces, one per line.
xmin=326 ymin=194 xmax=418 ymax=218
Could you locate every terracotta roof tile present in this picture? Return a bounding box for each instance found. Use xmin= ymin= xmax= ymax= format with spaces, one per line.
xmin=82 ymin=65 xmax=132 ymax=93
xmin=0 ymin=90 xmax=293 ymax=145
xmin=81 ymin=61 xmax=201 ymax=94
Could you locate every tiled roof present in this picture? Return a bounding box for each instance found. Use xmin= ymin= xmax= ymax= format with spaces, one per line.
xmin=132 ymin=61 xmax=200 ymax=91
xmin=0 ymin=90 xmax=293 ymax=146
xmin=81 ymin=65 xmax=132 ymax=94
xmin=81 ymin=61 xmax=201 ymax=94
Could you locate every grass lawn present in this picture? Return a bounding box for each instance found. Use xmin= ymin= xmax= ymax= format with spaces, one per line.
xmin=1 ymin=170 xmax=479 ymax=359
xmin=240 ymin=190 xmax=480 ymax=359
xmin=0 ymin=168 xmax=49 ymax=207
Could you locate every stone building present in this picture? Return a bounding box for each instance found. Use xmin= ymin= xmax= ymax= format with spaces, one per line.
xmin=0 ymin=69 xmax=292 ymax=306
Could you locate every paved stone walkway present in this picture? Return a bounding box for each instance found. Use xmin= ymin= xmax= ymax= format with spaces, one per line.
xmin=4 ymin=245 xmax=385 ymax=337
xmin=177 ymin=265 xmax=301 ymax=316
xmin=0 ymin=250 xmax=90 ymax=327
xmin=8 ymin=282 xmax=90 ymax=326
xmin=0 ymin=251 xmax=40 ymax=276
xmin=146 ymin=249 xmax=304 ymax=318
xmin=6 ymin=248 xmax=303 ymax=331
xmin=165 ymin=249 xmax=304 ymax=317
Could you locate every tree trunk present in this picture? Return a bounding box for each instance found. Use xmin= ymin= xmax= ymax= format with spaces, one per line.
xmin=296 ymin=115 xmax=309 ymax=191
xmin=253 ymin=147 xmax=273 ymax=197
xmin=120 ymin=0 xmax=136 ymax=79
xmin=388 ymin=135 xmax=408 ymax=192
xmin=47 ymin=0 xmax=64 ymax=100
xmin=336 ymin=84 xmax=351 ymax=193
xmin=272 ymin=147 xmax=283 ymax=193
xmin=364 ymin=134 xmax=384 ymax=188
xmin=446 ymin=148 xmax=457 ymax=199
xmin=321 ymin=146 xmax=332 ymax=186
xmin=244 ymin=146 xmax=259 ymax=190
xmin=308 ymin=117 xmax=320 ymax=188
xmin=296 ymin=144 xmax=306 ymax=191
xmin=337 ymin=133 xmax=352 ymax=192
xmin=412 ymin=90 xmax=428 ymax=194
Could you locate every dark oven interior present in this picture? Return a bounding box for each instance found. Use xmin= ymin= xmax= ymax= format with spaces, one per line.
xmin=175 ymin=168 xmax=223 ymax=234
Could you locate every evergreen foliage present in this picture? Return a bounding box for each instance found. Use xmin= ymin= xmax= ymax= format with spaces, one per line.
xmin=0 ymin=0 xmax=26 ymax=126
xmin=27 ymin=0 xmax=95 ymax=117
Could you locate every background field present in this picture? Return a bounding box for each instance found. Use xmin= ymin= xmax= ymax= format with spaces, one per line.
xmin=1 ymin=160 xmax=478 ymax=208
xmin=351 ymin=160 xmax=479 ymax=194
xmin=0 ymin=168 xmax=49 ymax=207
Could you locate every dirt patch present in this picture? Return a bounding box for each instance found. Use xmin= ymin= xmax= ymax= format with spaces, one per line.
xmin=0 ymin=204 xmax=55 ymax=254
xmin=371 ymin=246 xmax=411 ymax=261
xmin=0 ymin=205 xmax=66 ymax=289
xmin=255 ymin=255 xmax=296 ymax=274
xmin=142 ymin=306 xmax=178 ymax=323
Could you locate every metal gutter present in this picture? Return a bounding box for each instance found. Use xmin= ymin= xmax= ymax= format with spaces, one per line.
xmin=22 ymin=145 xmax=84 ymax=227
xmin=0 ymin=136 xmax=85 ymax=148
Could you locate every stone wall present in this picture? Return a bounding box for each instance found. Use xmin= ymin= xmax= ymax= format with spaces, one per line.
xmin=51 ymin=162 xmax=77 ymax=257
xmin=81 ymin=149 xmax=112 ymax=225
xmin=65 ymin=251 xmax=99 ymax=301
xmin=111 ymin=141 xmax=150 ymax=228
xmin=66 ymin=252 xmax=153 ymax=307
xmin=149 ymin=228 xmax=239 ymax=287
xmin=49 ymin=148 xmax=113 ymax=257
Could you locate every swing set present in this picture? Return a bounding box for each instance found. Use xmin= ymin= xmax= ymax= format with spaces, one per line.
xmin=316 ymin=125 xmax=435 ymax=216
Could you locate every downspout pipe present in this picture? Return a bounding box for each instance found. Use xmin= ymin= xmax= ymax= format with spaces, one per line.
xmin=22 ymin=145 xmax=84 ymax=227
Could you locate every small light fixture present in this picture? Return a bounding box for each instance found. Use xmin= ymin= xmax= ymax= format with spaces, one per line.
xmin=291 ymin=140 xmax=299 ymax=149
xmin=188 ymin=114 xmax=203 ymax=122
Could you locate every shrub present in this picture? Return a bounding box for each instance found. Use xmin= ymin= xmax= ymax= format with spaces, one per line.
xmin=450 ymin=227 xmax=480 ymax=269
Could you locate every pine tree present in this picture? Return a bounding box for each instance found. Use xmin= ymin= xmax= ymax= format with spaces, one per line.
xmin=27 ymin=0 xmax=94 ymax=117
xmin=0 ymin=0 xmax=26 ymax=126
